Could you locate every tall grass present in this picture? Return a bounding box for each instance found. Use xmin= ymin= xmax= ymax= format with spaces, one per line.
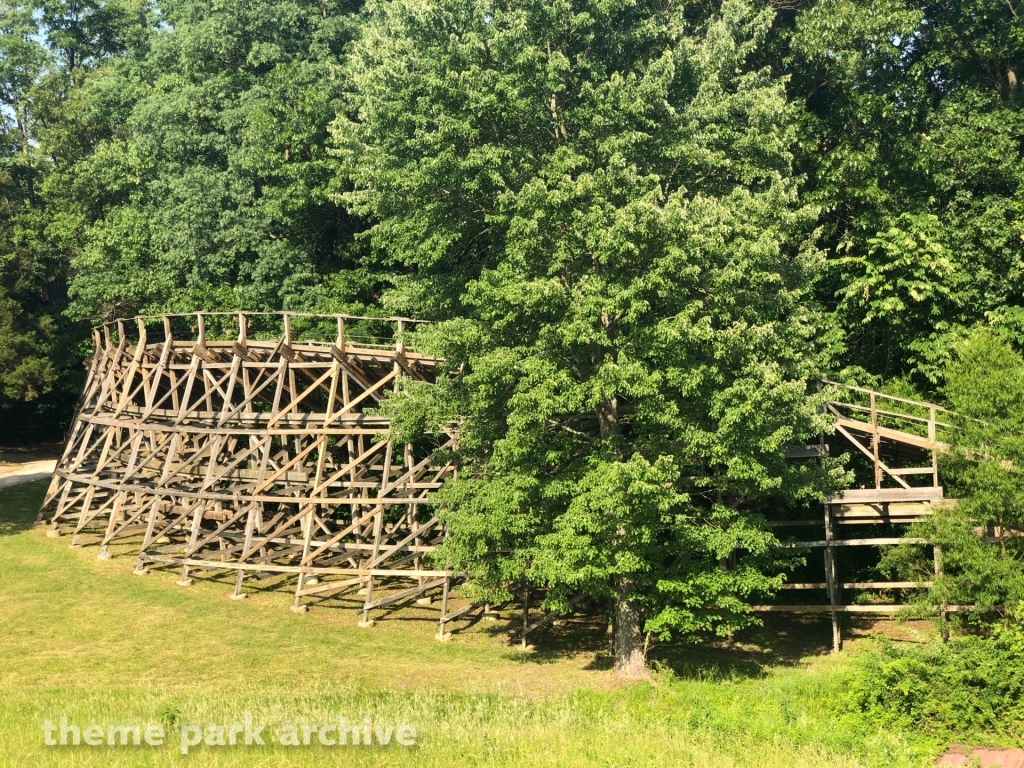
xmin=0 ymin=481 xmax=943 ymax=766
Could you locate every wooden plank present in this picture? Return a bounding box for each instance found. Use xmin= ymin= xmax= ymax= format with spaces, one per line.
xmin=828 ymin=413 xmax=911 ymax=489
xmin=140 ymin=554 xmax=452 ymax=578
xmin=364 ymin=578 xmax=447 ymax=610
xmin=827 ymin=487 xmax=943 ymax=504
xmin=833 ymin=417 xmax=945 ymax=451
xmin=777 ymin=537 xmax=928 ymax=548
xmin=441 ymin=601 xmax=482 ymax=623
xmin=834 ymin=501 xmax=937 ymax=516
xmin=822 ymin=379 xmax=948 ymax=412
xmin=781 ymin=581 xmax=932 ymax=590
xmin=296 ymin=575 xmax=367 ymax=598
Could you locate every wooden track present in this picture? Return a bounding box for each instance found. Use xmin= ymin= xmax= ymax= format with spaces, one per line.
xmin=37 ymin=312 xmax=470 ymax=637
xmin=37 ymin=314 xmax=961 ymax=649
xmin=761 ymin=381 xmax=958 ymax=651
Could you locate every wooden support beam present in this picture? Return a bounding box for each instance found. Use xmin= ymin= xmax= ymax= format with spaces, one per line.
xmin=35 ymin=314 xmax=976 ymax=645
xmin=38 ymin=312 xmax=458 ymax=635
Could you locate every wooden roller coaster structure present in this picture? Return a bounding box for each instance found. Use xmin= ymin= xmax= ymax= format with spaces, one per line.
xmin=37 ymin=312 xmax=473 ymax=638
xmin=37 ymin=311 xmax=959 ymax=650
xmin=767 ymin=382 xmax=958 ymax=652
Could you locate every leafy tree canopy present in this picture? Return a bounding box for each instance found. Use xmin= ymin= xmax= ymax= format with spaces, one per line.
xmin=1 ymin=0 xmax=1023 ymax=677
xmin=47 ymin=0 xmax=374 ymax=320
xmin=779 ymin=0 xmax=1024 ymax=383
xmin=333 ymin=0 xmax=847 ymax=675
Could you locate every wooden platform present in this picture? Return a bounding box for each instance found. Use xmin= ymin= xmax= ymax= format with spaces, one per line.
xmin=768 ymin=381 xmax=957 ymax=651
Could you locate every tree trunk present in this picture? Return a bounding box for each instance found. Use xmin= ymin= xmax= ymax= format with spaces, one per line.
xmin=613 ymin=577 xmax=651 ymax=680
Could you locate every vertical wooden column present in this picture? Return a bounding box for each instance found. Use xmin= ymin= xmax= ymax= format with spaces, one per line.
xmin=165 ymin=316 xmax=181 ymax=414
xmin=283 ymin=314 xmax=301 ymax=460
xmin=360 ymin=440 xmax=393 ymax=627
xmin=293 ymin=322 xmax=339 ymax=612
xmin=233 ymin=505 xmax=257 ymax=599
xmin=521 ymin=581 xmax=530 ymax=650
xmin=437 ymin=577 xmax=451 ymax=640
xmin=40 ymin=327 xmax=106 ymax=516
xmin=824 ymin=502 xmax=841 ymax=653
xmin=177 ymin=501 xmax=205 ymax=586
xmin=929 ymin=406 xmax=939 ymax=488
xmin=816 ymin=380 xmax=841 ymax=651
xmin=934 ymin=544 xmax=949 ymax=642
xmin=133 ymin=498 xmax=163 ymax=575
xmin=870 ymin=392 xmax=881 ymax=489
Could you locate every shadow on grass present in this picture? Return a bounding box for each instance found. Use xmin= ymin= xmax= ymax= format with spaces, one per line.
xmin=492 ymin=611 xmax=847 ymax=680
xmin=645 ymin=615 xmax=835 ymax=680
xmin=14 ymin=482 xmax=924 ymax=681
xmin=0 ymin=478 xmax=48 ymax=536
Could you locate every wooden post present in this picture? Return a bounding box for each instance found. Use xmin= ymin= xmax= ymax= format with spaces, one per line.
xmin=437 ymin=577 xmax=450 ymax=640
xmin=824 ymin=501 xmax=841 ymax=653
xmin=522 ymin=581 xmax=529 ymax=649
xmin=934 ymin=544 xmax=949 ymax=642
xmin=870 ymin=391 xmax=881 ymax=489
xmin=929 ymin=406 xmax=939 ymax=488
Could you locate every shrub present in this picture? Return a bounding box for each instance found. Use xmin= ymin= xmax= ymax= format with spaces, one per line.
xmin=843 ymin=635 xmax=1024 ymax=740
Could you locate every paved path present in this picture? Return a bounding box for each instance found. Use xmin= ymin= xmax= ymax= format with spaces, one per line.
xmin=937 ymin=747 xmax=1024 ymax=767
xmin=0 ymin=460 xmax=57 ymax=489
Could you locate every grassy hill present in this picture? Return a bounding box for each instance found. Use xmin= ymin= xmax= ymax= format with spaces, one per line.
xmin=0 ymin=480 xmax=947 ymax=767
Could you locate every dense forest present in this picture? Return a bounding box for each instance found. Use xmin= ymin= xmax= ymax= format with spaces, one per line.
xmin=1 ymin=0 xmax=1022 ymax=677
xmin=2 ymin=0 xmax=1021 ymax=439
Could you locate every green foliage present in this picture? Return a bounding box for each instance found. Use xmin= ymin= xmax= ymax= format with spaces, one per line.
xmin=49 ymin=0 xmax=375 ymax=319
xmin=337 ymin=0 xmax=841 ymax=646
xmin=0 ymin=0 xmax=104 ymax=441
xmin=779 ymin=0 xmax=1024 ymax=383
xmin=0 ymin=0 xmax=1022 ymax=676
xmin=2 ymin=0 xmax=377 ymax=437
xmin=843 ymin=636 xmax=1024 ymax=740
xmin=993 ymin=601 xmax=1024 ymax=658
xmin=882 ymin=328 xmax=1024 ymax=624
xmin=0 ymin=285 xmax=55 ymax=402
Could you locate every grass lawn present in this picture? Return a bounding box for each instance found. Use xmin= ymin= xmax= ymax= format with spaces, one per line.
xmin=0 ymin=480 xmax=950 ymax=767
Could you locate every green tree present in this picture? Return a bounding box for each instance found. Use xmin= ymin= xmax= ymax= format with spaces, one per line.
xmin=0 ymin=0 xmax=104 ymax=440
xmin=334 ymin=0 xmax=842 ymax=676
xmin=778 ymin=0 xmax=1024 ymax=385
xmin=883 ymin=328 xmax=1024 ymax=627
xmin=48 ymin=0 xmax=373 ymax=321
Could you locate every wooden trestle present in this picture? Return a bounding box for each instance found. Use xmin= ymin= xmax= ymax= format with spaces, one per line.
xmin=37 ymin=313 xmax=957 ymax=650
xmin=37 ymin=312 xmax=469 ymax=638
xmin=765 ymin=381 xmax=957 ymax=652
